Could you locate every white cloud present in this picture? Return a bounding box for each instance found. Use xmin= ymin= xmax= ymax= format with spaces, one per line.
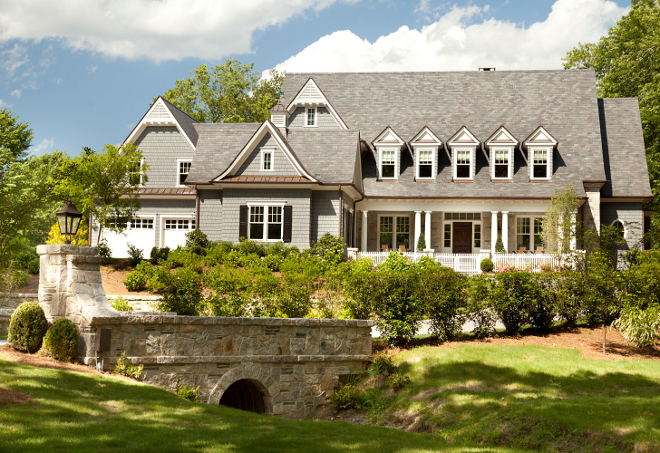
xmin=272 ymin=0 xmax=627 ymax=73
xmin=1 ymin=43 xmax=29 ymax=76
xmin=31 ymin=137 xmax=54 ymax=153
xmin=89 ymin=65 xmax=97 ymax=73
xmin=0 ymin=0 xmax=358 ymax=62
xmin=10 ymin=89 xmax=21 ymax=97
xmin=0 ymin=99 xmax=11 ymax=108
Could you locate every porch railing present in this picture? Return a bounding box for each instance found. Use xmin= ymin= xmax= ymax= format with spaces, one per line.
xmin=433 ymin=253 xmax=481 ymax=274
xmin=491 ymin=253 xmax=560 ymax=271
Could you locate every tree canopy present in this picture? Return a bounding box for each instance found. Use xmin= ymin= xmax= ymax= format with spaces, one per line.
xmin=563 ymin=0 xmax=660 ymax=216
xmin=160 ymin=59 xmax=284 ymax=123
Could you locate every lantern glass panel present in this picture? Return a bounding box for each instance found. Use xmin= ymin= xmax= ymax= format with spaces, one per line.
xmin=57 ymin=214 xmax=67 ymax=236
xmin=71 ymin=217 xmax=81 ymax=235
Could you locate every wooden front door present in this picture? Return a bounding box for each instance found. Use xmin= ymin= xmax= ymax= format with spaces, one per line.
xmin=452 ymin=222 xmax=472 ymax=254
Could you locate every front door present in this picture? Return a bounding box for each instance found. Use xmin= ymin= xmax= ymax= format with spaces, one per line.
xmin=452 ymin=222 xmax=472 ymax=253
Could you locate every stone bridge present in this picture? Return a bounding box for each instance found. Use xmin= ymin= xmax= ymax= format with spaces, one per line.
xmin=27 ymin=244 xmax=373 ymax=418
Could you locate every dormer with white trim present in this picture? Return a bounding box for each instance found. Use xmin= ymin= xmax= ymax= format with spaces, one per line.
xmin=410 ymin=127 xmax=442 ymax=180
xmin=373 ymin=127 xmax=405 ymax=180
xmin=125 ymin=97 xmax=198 ymax=150
xmin=286 ymin=78 xmax=348 ymax=130
xmin=447 ymin=126 xmax=479 ymax=181
xmin=485 ymin=126 xmax=518 ymax=181
xmin=269 ymin=102 xmax=290 ymax=134
xmin=523 ymin=126 xmax=557 ymax=181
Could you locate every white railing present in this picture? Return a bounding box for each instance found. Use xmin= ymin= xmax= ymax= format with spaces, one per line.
xmin=492 ymin=253 xmax=560 ymax=271
xmin=433 ymin=253 xmax=481 ymax=274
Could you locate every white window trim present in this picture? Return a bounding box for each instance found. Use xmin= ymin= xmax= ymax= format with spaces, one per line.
xmin=378 ymin=146 xmax=399 ymax=180
xmin=377 ymin=214 xmax=411 ymax=251
xmin=490 ymin=146 xmax=514 ymax=180
xmin=529 ymin=147 xmax=552 ymax=181
xmin=414 ymin=146 xmax=436 ymax=180
xmin=247 ymin=202 xmax=286 ymax=242
xmin=451 ymin=146 xmax=475 ymax=181
xmin=611 ymin=219 xmax=627 ymax=240
xmin=128 ymin=215 xmax=156 ymax=230
xmin=304 ymin=107 xmax=317 ymax=128
xmin=159 ymin=215 xmax=196 ymax=248
xmin=515 ymin=216 xmax=543 ymax=251
xmin=441 ymin=217 xmax=483 ymax=253
xmin=260 ymin=149 xmax=275 ymax=172
xmin=176 ymin=158 xmax=192 ymax=187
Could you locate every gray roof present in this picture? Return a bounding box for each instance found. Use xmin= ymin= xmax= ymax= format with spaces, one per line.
xmin=598 ymin=98 xmax=653 ymax=199
xmin=187 ymin=123 xmax=260 ymax=183
xmin=282 ymin=70 xmax=609 ymax=198
xmin=161 ymin=97 xmax=200 ymax=146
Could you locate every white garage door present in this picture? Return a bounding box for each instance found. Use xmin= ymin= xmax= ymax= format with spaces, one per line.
xmin=161 ymin=218 xmax=195 ymax=250
xmin=103 ymin=218 xmax=156 ymax=258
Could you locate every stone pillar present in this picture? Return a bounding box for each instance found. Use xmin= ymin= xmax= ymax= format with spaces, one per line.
xmin=583 ymin=184 xmax=601 ymax=233
xmin=361 ymin=211 xmax=369 ymax=252
xmin=414 ymin=211 xmax=422 ymax=251
xmin=501 ymin=211 xmax=509 ymax=252
xmin=491 ymin=211 xmax=499 ymax=255
xmin=424 ymin=211 xmax=433 ymax=252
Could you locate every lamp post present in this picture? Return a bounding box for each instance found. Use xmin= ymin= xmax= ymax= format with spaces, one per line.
xmin=55 ymin=200 xmax=83 ymax=245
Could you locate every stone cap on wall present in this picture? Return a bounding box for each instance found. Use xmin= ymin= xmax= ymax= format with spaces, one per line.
xmin=89 ymin=314 xmax=374 ymax=327
xmin=37 ymin=244 xmax=99 ymax=256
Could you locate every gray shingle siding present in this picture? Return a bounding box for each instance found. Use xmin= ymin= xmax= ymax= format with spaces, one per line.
xmin=288 ymin=107 xmax=341 ymax=130
xmin=601 ymin=202 xmax=644 ymax=249
xmin=311 ymin=191 xmax=339 ymax=243
xmin=199 ymin=190 xmax=223 ymax=241
xmin=222 ymin=188 xmax=311 ymax=249
xmin=235 ymin=133 xmax=298 ymax=176
xmin=134 ymin=126 xmax=194 ymax=188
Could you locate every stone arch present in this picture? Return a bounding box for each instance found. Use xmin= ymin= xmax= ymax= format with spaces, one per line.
xmin=207 ymin=365 xmax=277 ymax=414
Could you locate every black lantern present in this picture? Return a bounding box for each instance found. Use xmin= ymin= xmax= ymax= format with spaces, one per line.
xmin=56 ymin=200 xmax=83 ymax=244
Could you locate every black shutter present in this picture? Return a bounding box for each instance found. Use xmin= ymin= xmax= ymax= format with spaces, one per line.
xmin=283 ymin=205 xmax=293 ymax=243
xmin=239 ymin=205 xmax=248 ymax=240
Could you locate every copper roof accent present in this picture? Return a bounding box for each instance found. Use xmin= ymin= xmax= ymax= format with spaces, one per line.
xmin=269 ymin=102 xmax=288 ymax=113
xmin=222 ymin=175 xmax=311 ymax=183
xmin=136 ymin=188 xmax=196 ymax=195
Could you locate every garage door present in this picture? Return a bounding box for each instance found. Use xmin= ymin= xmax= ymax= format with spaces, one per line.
xmin=162 ymin=218 xmax=195 ymax=250
xmin=102 ymin=218 xmax=156 ymax=258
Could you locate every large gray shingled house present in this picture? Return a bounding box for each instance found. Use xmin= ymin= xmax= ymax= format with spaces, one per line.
xmin=96 ymin=69 xmax=653 ymax=261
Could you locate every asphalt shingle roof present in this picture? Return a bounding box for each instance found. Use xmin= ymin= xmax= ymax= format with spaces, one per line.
xmin=598 ymin=98 xmax=653 ymax=198
xmin=286 ymin=130 xmax=359 ymax=184
xmin=281 ymin=70 xmax=609 ymax=198
xmin=161 ymin=97 xmax=200 ymax=146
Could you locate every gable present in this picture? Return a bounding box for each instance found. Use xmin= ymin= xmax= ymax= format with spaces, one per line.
xmin=286 ymin=78 xmax=348 ymax=129
xmin=125 ymin=97 xmax=199 ymax=149
xmin=524 ymin=126 xmax=557 ymax=146
xmin=448 ymin=127 xmax=479 ymax=145
xmin=486 ymin=127 xmax=518 ymax=146
xmin=373 ymin=127 xmax=404 ymax=145
xmin=133 ymin=126 xmax=194 ymax=189
xmin=234 ymin=132 xmax=299 ymax=177
xmin=411 ymin=127 xmax=442 ymax=144
xmin=288 ymin=107 xmax=342 ymax=129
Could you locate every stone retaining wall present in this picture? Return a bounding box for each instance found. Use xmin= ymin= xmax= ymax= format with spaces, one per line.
xmin=0 ymin=293 xmax=38 ymax=310
xmin=0 ymin=308 xmax=13 ymax=334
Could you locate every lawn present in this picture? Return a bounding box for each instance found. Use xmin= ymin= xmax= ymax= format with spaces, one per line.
xmin=0 ymin=358 xmax=525 ymax=453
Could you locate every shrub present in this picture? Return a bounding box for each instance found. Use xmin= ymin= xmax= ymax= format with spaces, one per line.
xmin=98 ymin=238 xmax=112 ymax=264
xmin=126 ymin=243 xmax=144 ymax=266
xmin=614 ymin=306 xmax=660 ymax=348
xmin=164 ymin=249 xmax=204 ymax=272
xmin=527 ymin=274 xmax=556 ymax=332
xmin=480 ymin=258 xmax=494 ymax=273
xmin=341 ymin=259 xmax=376 ymax=320
xmin=416 ymin=264 xmax=466 ymax=341
xmin=490 ymin=272 xmax=535 ymax=335
xmin=555 ymin=272 xmax=583 ymax=326
xmin=330 ymin=384 xmax=364 ymax=410
xmin=123 ymin=271 xmax=147 ymax=292
xmin=369 ymin=352 xmax=397 ymax=377
xmin=114 ymin=351 xmax=143 ymax=380
xmin=150 ymin=246 xmax=170 ymax=264
xmin=389 ymin=373 xmax=411 ymax=391
xmin=111 ymin=296 xmax=133 ymax=312
xmin=275 ymin=274 xmax=315 ymax=318
xmin=42 ymin=318 xmax=78 ymax=361
xmin=1 ymin=268 xmax=28 ymax=291
xmin=466 ymin=275 xmax=497 ymax=339
xmin=371 ymin=269 xmax=423 ymax=346
xmin=175 ymin=379 xmax=203 ymax=402
xmin=495 ymin=234 xmax=505 ymax=253
xmin=380 ymin=252 xmax=413 ymax=272
xmin=308 ymin=232 xmax=344 ymax=266
xmin=234 ymin=238 xmax=267 ymax=257
xmin=151 ymin=266 xmax=203 ymax=316
xmin=16 ymin=248 xmax=39 ymax=274
xmin=7 ymin=302 xmax=49 ymax=353
xmin=185 ymin=229 xmax=210 ymax=256
xmin=416 ymin=233 xmax=426 ymax=251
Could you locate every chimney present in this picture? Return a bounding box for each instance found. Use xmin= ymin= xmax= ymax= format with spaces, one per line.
xmin=479 ymin=66 xmax=496 ymax=72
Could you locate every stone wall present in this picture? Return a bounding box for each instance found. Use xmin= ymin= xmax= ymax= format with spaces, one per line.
xmin=0 ymin=293 xmax=38 ymax=310
xmin=81 ymin=314 xmax=372 ymax=418
xmin=0 ymin=308 xmax=13 ymax=334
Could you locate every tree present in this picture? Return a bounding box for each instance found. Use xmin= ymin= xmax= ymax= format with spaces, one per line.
xmin=563 ymin=0 xmax=660 ymax=222
xmin=58 ymin=143 xmax=147 ymax=243
xmin=160 ymin=59 xmax=285 ymax=123
xmin=416 ymin=233 xmax=426 ymax=251
xmin=541 ymin=184 xmax=581 ymax=254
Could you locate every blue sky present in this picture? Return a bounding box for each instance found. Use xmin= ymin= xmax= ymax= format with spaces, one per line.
xmin=0 ymin=0 xmax=630 ymax=157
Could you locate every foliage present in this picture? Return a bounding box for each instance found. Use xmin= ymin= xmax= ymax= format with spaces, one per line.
xmin=614 ymin=306 xmax=660 ymax=347
xmin=123 ymin=270 xmax=148 ymax=292
xmin=466 ymin=275 xmax=497 ymax=339
xmin=416 ymin=233 xmax=426 ymax=251
xmin=126 ymin=243 xmax=144 ymax=266
xmin=160 ymin=59 xmax=285 ymax=123
xmin=554 ymin=272 xmax=583 ymax=326
xmin=175 ymin=379 xmax=203 ymax=402
xmin=16 ymin=247 xmax=39 ymax=274
xmin=97 ymin=238 xmax=112 ymax=264
xmin=111 ymin=296 xmax=133 ymax=312
xmin=490 ymin=272 xmax=537 ymax=335
xmin=57 ymin=143 xmax=147 ymax=244
xmin=415 ymin=264 xmax=467 ymax=341
xmin=480 ymin=258 xmax=494 ymax=273
xmin=541 ymin=184 xmax=581 ymax=254
xmin=330 ymin=384 xmax=365 ymax=410
xmin=379 ymin=251 xmax=413 ymax=272
xmin=369 ymin=352 xmax=397 ymax=377
xmin=150 ymin=246 xmax=170 ymax=264
xmin=495 ymin=234 xmax=505 ymax=253
xmin=308 ymin=232 xmax=344 ymax=266
xmin=0 ymin=267 xmax=29 ymax=305
xmin=7 ymin=302 xmax=49 ymax=353
xmin=340 ymin=258 xmax=375 ymax=320
xmin=389 ymin=373 xmax=411 ymax=391
xmin=41 ymin=318 xmax=78 ymax=361
xmin=185 ymin=229 xmax=210 ymax=256
xmin=150 ymin=266 xmax=203 ymax=315
xmin=114 ymin=351 xmax=143 ymax=380
xmin=46 ymin=217 xmax=89 ymax=246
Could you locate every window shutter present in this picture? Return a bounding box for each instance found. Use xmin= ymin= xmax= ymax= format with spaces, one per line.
xmin=239 ymin=205 xmax=248 ymax=239
xmin=283 ymin=205 xmax=293 ymax=243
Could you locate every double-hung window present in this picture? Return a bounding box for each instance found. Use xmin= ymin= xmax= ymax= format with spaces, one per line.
xmin=417 ymin=149 xmax=434 ymax=179
xmin=249 ymin=205 xmax=283 ymax=241
xmin=532 ymin=149 xmax=549 ymax=179
xmin=516 ymin=217 xmax=542 ymax=251
xmin=455 ymin=149 xmax=471 ymax=179
xmin=306 ymin=107 xmax=317 ymax=127
xmin=493 ymin=149 xmax=510 ymax=179
xmin=178 ymin=160 xmax=191 ymax=186
xmin=380 ymin=149 xmax=396 ymax=179
xmin=261 ymin=150 xmax=273 ymax=171
xmin=379 ymin=216 xmax=410 ymax=251
xmin=130 ymin=158 xmax=144 ymax=187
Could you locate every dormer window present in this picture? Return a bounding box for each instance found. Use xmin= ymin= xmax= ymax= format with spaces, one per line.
xmin=486 ymin=126 xmax=518 ymax=181
xmin=494 ymin=150 xmax=510 ymax=178
xmin=417 ymin=149 xmax=433 ymax=178
xmin=532 ymin=149 xmax=549 ymax=178
xmin=523 ymin=127 xmax=556 ymax=181
xmin=373 ymin=127 xmax=404 ymax=180
xmin=448 ymin=126 xmax=479 ymax=182
xmin=455 ymin=150 xmax=471 ymax=179
xmin=380 ymin=149 xmax=396 ymax=178
xmin=261 ymin=149 xmax=274 ymax=171
xmin=306 ymin=107 xmax=317 ymax=127
xmin=410 ymin=127 xmax=441 ymax=181
xmin=178 ymin=159 xmax=191 ymax=186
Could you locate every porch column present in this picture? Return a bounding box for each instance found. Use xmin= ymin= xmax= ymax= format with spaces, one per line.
xmin=501 ymin=211 xmax=509 ymax=253
xmin=424 ymin=211 xmax=432 ymax=250
xmin=361 ymin=211 xmax=369 ymax=252
xmin=570 ymin=210 xmax=577 ymax=250
xmin=491 ymin=211 xmax=499 ymax=255
xmin=414 ymin=211 xmax=422 ymax=251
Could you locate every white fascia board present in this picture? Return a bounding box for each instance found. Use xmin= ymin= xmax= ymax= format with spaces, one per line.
xmin=355 ymin=199 xmax=550 ymax=213
xmin=373 ymin=126 xmax=405 ymax=145
xmin=410 ymin=126 xmax=442 ymax=145
xmin=215 ymin=121 xmax=317 ymax=181
xmin=447 ymin=126 xmax=479 ymax=146
xmin=523 ymin=126 xmax=557 ymax=147
xmin=485 ymin=126 xmax=519 ymax=146
xmin=287 ymin=78 xmax=347 ymax=129
xmin=124 ymin=98 xmax=196 ymax=151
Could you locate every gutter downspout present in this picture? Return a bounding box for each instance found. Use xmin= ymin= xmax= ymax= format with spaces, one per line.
xmin=195 ymin=185 xmax=200 ymax=229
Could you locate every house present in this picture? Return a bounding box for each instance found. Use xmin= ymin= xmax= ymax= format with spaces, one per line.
xmin=96 ymin=69 xmax=653 ymax=260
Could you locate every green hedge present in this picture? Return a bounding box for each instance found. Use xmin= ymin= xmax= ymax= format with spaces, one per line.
xmin=8 ymin=302 xmax=49 ymax=353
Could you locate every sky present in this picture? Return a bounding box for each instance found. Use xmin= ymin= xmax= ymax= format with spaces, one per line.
xmin=0 ymin=0 xmax=630 ymax=157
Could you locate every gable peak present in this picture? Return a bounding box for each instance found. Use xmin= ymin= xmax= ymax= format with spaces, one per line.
xmin=448 ymin=126 xmax=479 ymax=145
xmin=485 ymin=126 xmax=518 ymax=146
xmin=523 ymin=126 xmax=557 ymax=146
xmin=373 ymin=127 xmax=404 ymax=145
xmin=411 ymin=127 xmax=442 ymax=145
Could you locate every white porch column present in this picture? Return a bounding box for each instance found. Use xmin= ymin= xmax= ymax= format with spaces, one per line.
xmin=414 ymin=211 xmax=422 ymax=251
xmin=491 ymin=211 xmax=499 ymax=255
xmin=361 ymin=211 xmax=369 ymax=252
xmin=501 ymin=211 xmax=509 ymax=253
xmin=570 ymin=210 xmax=577 ymax=250
xmin=424 ymin=211 xmax=432 ymax=250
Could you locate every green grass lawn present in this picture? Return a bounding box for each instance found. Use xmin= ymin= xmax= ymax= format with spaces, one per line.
xmin=0 ymin=358 xmax=527 ymax=453
xmin=384 ymin=344 xmax=660 ymax=452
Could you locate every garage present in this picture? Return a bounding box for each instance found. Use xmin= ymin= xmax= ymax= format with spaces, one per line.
xmin=102 ymin=217 xmax=156 ymax=258
xmin=161 ymin=217 xmax=195 ymax=250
